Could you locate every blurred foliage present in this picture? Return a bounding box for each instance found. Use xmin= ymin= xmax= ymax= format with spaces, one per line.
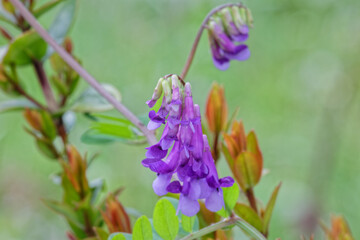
xmin=0 ymin=0 xmax=359 ymax=239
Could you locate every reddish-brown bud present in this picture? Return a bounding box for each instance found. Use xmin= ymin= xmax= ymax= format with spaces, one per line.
xmin=63 ymin=37 xmax=73 ymax=54
xmin=222 ymin=120 xmax=263 ymax=190
xmin=206 ymin=83 xmax=228 ymax=135
xmin=23 ymin=109 xmax=43 ymax=132
xmin=321 ymin=215 xmax=354 ymax=240
xmin=101 ymin=194 xmax=131 ymax=234
xmin=63 ymin=146 xmax=89 ymax=193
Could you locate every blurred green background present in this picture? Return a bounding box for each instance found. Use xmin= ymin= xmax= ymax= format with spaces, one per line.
xmin=1 ymin=0 xmax=360 ymax=239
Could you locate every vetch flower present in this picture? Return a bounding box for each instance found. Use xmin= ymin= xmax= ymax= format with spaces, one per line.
xmin=207 ymin=5 xmax=253 ymax=70
xmin=143 ymin=75 xmax=234 ymax=216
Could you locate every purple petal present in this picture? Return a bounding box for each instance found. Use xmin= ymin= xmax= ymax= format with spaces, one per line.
xmin=231 ymin=33 xmax=249 ymax=42
xmin=179 ymin=194 xmax=200 ymax=217
xmin=219 ymin=177 xmax=235 ymax=187
xmin=205 ymin=188 xmax=224 ymax=212
xmin=224 ymin=44 xmax=250 ymax=61
xmin=187 ymin=180 xmax=201 ymax=200
xmin=142 ymin=158 xmax=169 ymax=173
xmin=153 ymin=173 xmax=172 ymax=196
xmin=198 ymin=178 xmax=212 ymax=199
xmin=147 ymin=120 xmax=163 ymax=130
xmin=207 ymin=175 xmax=219 ymax=189
xmin=146 ymin=144 xmax=168 ymax=159
xmin=146 ymin=99 xmax=157 ymax=108
xmin=213 ymin=56 xmax=230 ymax=71
xmin=167 ymin=181 xmax=182 ymax=193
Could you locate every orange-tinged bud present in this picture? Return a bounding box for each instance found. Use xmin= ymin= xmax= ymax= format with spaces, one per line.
xmin=222 ymin=120 xmax=263 ymax=190
xmin=102 ymin=194 xmax=131 ymax=233
xmin=63 ymin=37 xmax=73 ymax=54
xmin=206 ymin=83 xmax=228 ymax=134
xmin=23 ymin=109 xmax=43 ymax=131
xmin=322 ymin=215 xmax=354 ymax=240
xmin=63 ymin=146 xmax=89 ymax=193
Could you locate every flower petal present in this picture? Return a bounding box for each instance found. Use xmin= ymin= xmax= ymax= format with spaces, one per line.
xmin=205 ymin=188 xmax=224 ymax=212
xmin=153 ymin=173 xmax=172 ymax=196
xmin=179 ymin=194 xmax=200 ymax=217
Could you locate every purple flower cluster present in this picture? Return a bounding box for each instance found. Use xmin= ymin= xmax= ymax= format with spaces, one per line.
xmin=143 ymin=75 xmax=234 ymax=216
xmin=207 ymin=6 xmax=252 ymax=70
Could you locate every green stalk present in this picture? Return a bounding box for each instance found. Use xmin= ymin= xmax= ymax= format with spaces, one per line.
xmin=180 ymin=217 xmax=266 ymax=240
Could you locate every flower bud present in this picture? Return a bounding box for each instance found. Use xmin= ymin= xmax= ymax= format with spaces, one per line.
xmin=206 ymin=7 xmax=251 ymax=70
xmin=162 ymin=78 xmax=172 ymax=105
xmin=322 ymin=215 xmax=354 ymax=240
xmin=102 ymin=194 xmax=131 ymax=233
xmin=63 ymin=37 xmax=73 ymax=54
xmin=146 ymin=78 xmax=164 ymax=107
xmin=63 ymin=146 xmax=89 ymax=193
xmin=222 ymin=120 xmax=263 ymax=190
xmin=205 ymin=83 xmax=227 ymax=135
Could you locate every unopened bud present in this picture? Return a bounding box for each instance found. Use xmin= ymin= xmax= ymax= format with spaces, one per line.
xmin=205 ymin=83 xmax=227 ymax=134
xmin=146 ymin=78 xmax=164 ymax=108
xmin=162 ymin=78 xmax=172 ymax=105
xmin=63 ymin=37 xmax=73 ymax=54
xmin=245 ymin=8 xmax=254 ymax=27
xmin=231 ymin=6 xmax=246 ymax=30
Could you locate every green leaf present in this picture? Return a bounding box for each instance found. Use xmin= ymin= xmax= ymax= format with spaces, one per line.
xmin=160 ymin=197 xmax=199 ymax=237
xmin=132 ymin=215 xmax=152 ymax=240
xmin=40 ymin=111 xmax=57 ymax=140
xmin=94 ymin=227 xmax=109 ymax=240
xmin=0 ymin=3 xmax=16 ymax=24
xmin=33 ymin=0 xmax=65 ymax=18
xmin=3 ymin=31 xmax=47 ymax=65
xmin=81 ymin=122 xmax=145 ymax=145
xmin=234 ymin=203 xmax=263 ymax=232
xmin=71 ymin=84 xmax=121 ymax=113
xmin=217 ymin=182 xmax=240 ymax=217
xmin=108 ymin=233 xmax=132 ymax=240
xmin=42 ymin=199 xmax=84 ymax=229
xmin=45 ymin=0 xmax=77 ymax=58
xmin=181 ymin=215 xmax=197 ymax=233
xmin=0 ymin=45 xmax=8 ymax=62
xmin=149 ymin=219 xmax=165 ymax=240
xmin=263 ymin=183 xmax=281 ymax=233
xmin=36 ymin=138 xmax=58 ymax=159
xmin=235 ymin=219 xmax=267 ymax=240
xmin=0 ymin=99 xmax=38 ymax=113
xmin=153 ymin=198 xmax=179 ymax=240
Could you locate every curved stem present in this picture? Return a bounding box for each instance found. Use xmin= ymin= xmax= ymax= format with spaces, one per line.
xmin=180 ymin=217 xmax=238 ymax=240
xmin=180 ymin=216 xmax=266 ymax=240
xmin=9 ymin=0 xmax=157 ymax=145
xmin=180 ymin=3 xmax=243 ymax=80
xmin=32 ymin=59 xmax=58 ymax=111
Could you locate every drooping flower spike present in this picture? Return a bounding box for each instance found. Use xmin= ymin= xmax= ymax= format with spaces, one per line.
xmin=143 ymin=75 xmax=234 ymax=216
xmin=207 ymin=5 xmax=253 ymax=70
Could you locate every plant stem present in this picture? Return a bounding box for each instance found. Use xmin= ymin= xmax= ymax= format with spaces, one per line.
xmin=32 ymin=59 xmax=58 ymax=111
xmin=0 ymin=26 xmax=12 ymax=40
xmin=9 ymin=0 xmax=157 ymax=145
xmin=180 ymin=216 xmax=267 ymax=240
xmin=180 ymin=3 xmax=243 ymax=80
xmin=4 ymin=71 xmax=48 ymax=111
xmin=246 ymin=187 xmax=258 ymax=214
xmin=180 ymin=217 xmax=238 ymax=240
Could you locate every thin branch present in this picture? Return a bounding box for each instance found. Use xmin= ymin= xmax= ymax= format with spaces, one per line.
xmin=180 ymin=217 xmax=238 ymax=240
xmin=246 ymin=187 xmax=258 ymax=214
xmin=9 ymin=0 xmax=157 ymax=145
xmin=180 ymin=3 xmax=243 ymax=80
xmin=32 ymin=59 xmax=58 ymax=111
xmin=4 ymin=70 xmax=48 ymax=111
xmin=180 ymin=216 xmax=266 ymax=240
